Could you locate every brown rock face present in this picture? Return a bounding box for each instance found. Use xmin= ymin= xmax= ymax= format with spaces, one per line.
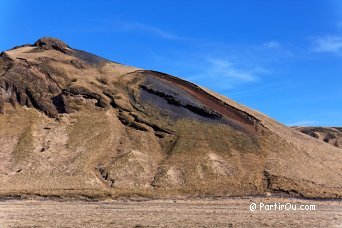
xmin=0 ymin=38 xmax=341 ymax=199
xmin=34 ymin=37 xmax=71 ymax=54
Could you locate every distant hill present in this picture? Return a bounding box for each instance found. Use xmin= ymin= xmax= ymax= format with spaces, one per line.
xmin=293 ymin=127 xmax=342 ymax=149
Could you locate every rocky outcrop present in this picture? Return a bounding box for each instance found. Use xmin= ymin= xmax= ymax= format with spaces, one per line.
xmin=34 ymin=37 xmax=72 ymax=54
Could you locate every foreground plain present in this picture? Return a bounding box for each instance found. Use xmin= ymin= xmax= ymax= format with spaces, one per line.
xmin=0 ymin=197 xmax=341 ymax=227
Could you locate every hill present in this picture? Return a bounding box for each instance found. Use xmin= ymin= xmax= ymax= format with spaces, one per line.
xmin=0 ymin=38 xmax=341 ymax=199
xmin=293 ymin=127 xmax=342 ymax=149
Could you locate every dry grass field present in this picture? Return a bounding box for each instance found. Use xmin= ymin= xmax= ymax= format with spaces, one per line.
xmin=0 ymin=197 xmax=341 ymax=227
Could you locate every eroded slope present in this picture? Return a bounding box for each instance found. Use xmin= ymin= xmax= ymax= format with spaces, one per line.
xmin=0 ymin=38 xmax=341 ymax=199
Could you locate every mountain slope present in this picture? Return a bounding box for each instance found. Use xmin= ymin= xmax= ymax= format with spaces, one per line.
xmin=0 ymin=38 xmax=341 ymax=199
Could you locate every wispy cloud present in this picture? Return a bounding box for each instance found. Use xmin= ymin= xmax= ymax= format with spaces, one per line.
xmin=262 ymin=41 xmax=281 ymax=49
xmin=205 ymin=57 xmax=257 ymax=82
xmin=114 ymin=22 xmax=192 ymax=40
xmin=255 ymin=41 xmax=299 ymax=59
xmin=227 ymin=80 xmax=303 ymax=98
xmin=286 ymin=120 xmax=319 ymax=127
xmin=312 ymin=36 xmax=342 ymax=54
xmin=181 ymin=56 xmax=265 ymax=91
xmin=62 ymin=20 xmax=193 ymax=41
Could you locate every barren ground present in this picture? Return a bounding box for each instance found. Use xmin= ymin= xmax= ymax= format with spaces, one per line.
xmin=0 ymin=197 xmax=341 ymax=227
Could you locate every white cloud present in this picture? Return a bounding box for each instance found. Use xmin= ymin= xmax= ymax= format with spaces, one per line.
xmin=312 ymin=36 xmax=342 ymax=54
xmin=227 ymin=80 xmax=302 ymax=98
xmin=251 ymin=41 xmax=296 ymax=59
xmin=61 ymin=20 xmax=193 ymax=41
xmin=181 ymin=57 xmax=263 ymax=91
xmin=114 ymin=22 xmax=192 ymax=41
xmin=262 ymin=41 xmax=281 ymax=49
xmin=286 ymin=120 xmax=319 ymax=127
xmin=205 ymin=57 xmax=258 ymax=82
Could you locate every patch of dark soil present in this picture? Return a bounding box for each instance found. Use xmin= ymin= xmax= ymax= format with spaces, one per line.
xmin=52 ymin=93 xmax=67 ymax=114
xmin=62 ymin=86 xmax=108 ymax=108
xmin=142 ymin=70 xmax=259 ymax=126
xmin=117 ymin=111 xmax=149 ymax=131
xmin=324 ymin=132 xmax=336 ymax=143
xmin=95 ymin=165 xmax=115 ymax=188
xmin=138 ymin=72 xmax=260 ymax=136
xmin=72 ymin=49 xmax=109 ymax=67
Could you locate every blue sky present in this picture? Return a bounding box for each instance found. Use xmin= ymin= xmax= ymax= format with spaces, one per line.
xmin=1 ymin=0 xmax=341 ymax=126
